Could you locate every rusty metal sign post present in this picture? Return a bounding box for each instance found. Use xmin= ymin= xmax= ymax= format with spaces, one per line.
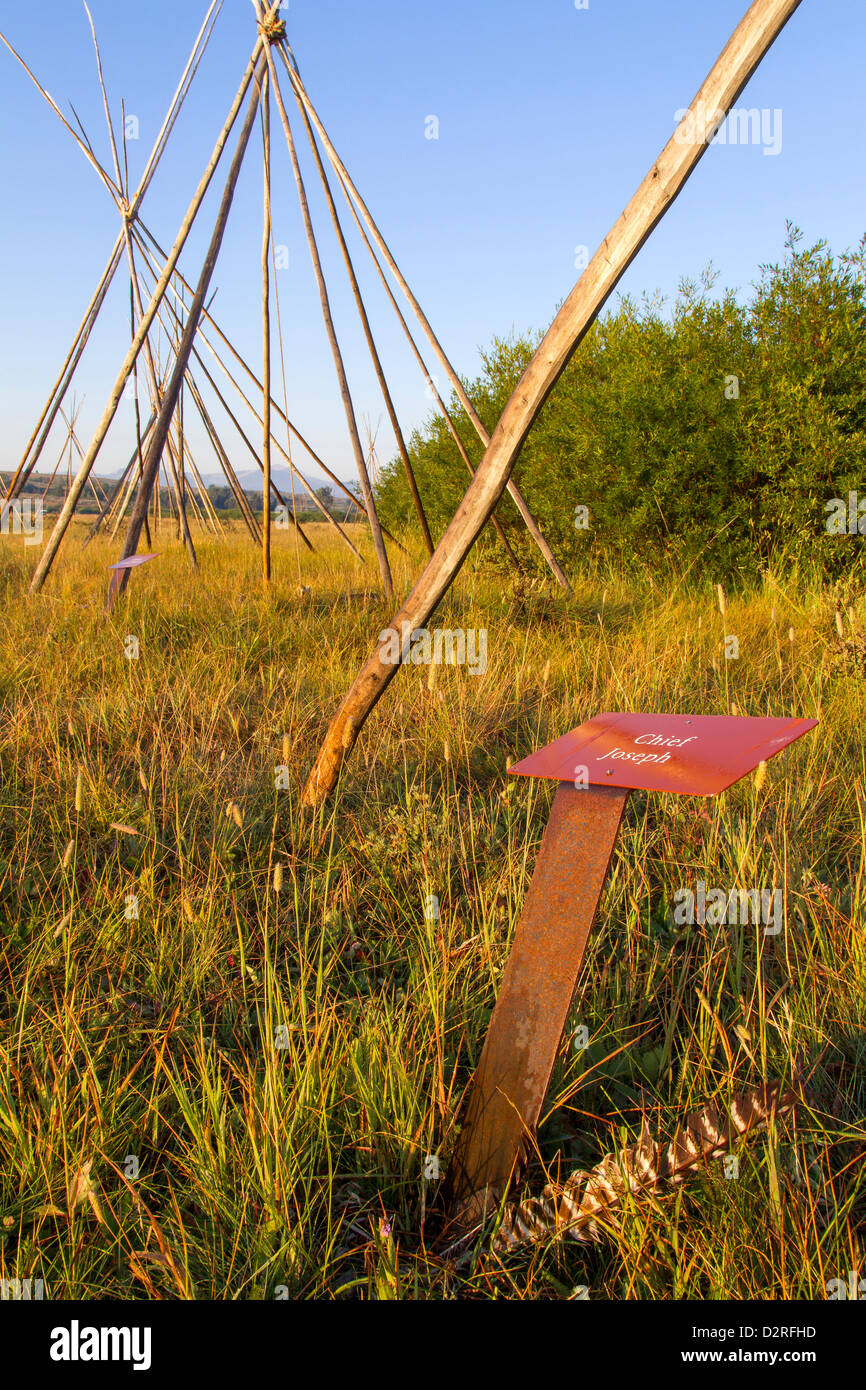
xmin=442 ymin=712 xmax=818 ymax=1228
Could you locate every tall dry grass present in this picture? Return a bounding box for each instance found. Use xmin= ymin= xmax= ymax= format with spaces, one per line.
xmin=0 ymin=520 xmax=863 ymax=1298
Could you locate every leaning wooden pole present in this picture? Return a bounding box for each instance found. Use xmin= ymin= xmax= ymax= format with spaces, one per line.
xmin=109 ymin=460 xmax=146 ymax=543
xmin=265 ymin=46 xmax=393 ymax=600
xmin=1 ymin=2 xmax=221 ymax=502
xmin=145 ymin=269 xmax=315 ymax=554
xmin=107 ymin=64 xmax=265 ymax=610
xmin=82 ymin=410 xmax=158 ymax=545
xmin=302 ymin=0 xmax=804 ymax=805
xmin=84 ymin=2 xmax=199 ymax=572
xmin=131 ymin=219 xmax=388 ymax=535
xmin=136 ymin=234 xmax=345 ymax=553
xmin=182 ymin=437 xmax=225 ymax=536
xmin=150 ymin=264 xmax=337 ymax=552
xmin=276 ymin=41 xmax=571 ymax=593
xmin=3 ymin=244 xmax=124 ymax=503
xmin=28 ymin=37 xmax=266 ymax=595
xmin=143 ymin=249 xmax=265 ymax=550
xmin=183 ymin=352 xmax=314 ymax=552
xmin=126 ymin=241 xmax=198 ymax=564
xmin=188 ymin=380 xmax=262 ymax=546
xmin=127 ymin=283 xmax=153 ymax=551
xmin=322 ymin=155 xmax=523 ymax=572
xmin=261 ymin=69 xmax=273 ymax=585
xmin=293 ymin=78 xmax=434 ymax=557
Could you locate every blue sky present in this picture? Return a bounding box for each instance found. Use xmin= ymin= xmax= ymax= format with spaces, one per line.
xmin=0 ymin=0 xmax=863 ymax=485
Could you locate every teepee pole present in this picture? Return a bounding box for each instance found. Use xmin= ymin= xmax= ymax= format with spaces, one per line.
xmin=184 ymin=354 xmax=314 ymax=552
xmin=174 ymin=445 xmax=203 ymax=535
xmin=83 ymin=2 xmax=199 ymax=571
xmin=38 ymin=431 xmax=73 ymax=502
xmin=107 ymin=61 xmax=266 ymax=608
xmin=125 ymin=239 xmax=198 ymax=564
xmin=109 ymin=461 xmax=144 ymax=542
xmin=264 ymin=45 xmax=393 ymax=599
xmin=29 ymin=38 xmax=267 ymax=595
xmin=184 ymin=469 xmax=209 ymax=536
xmin=260 ymin=69 xmax=273 ymax=585
xmin=188 ymin=342 xmax=365 ymax=559
xmin=276 ymin=42 xmax=570 ymax=593
xmin=178 ymin=382 xmax=187 ymax=528
xmin=279 ymin=45 xmax=520 ymax=575
xmin=194 ymin=312 xmax=394 ymax=548
xmin=3 ymin=243 xmax=124 ymax=502
xmin=152 ymin=304 xmax=225 ymax=542
xmin=82 ymin=411 xmax=157 ymax=545
xmin=95 ymin=5 xmax=194 ymax=564
xmin=161 ymin=450 xmax=180 ymax=538
xmin=163 ymin=291 xmax=362 ymax=557
xmin=160 ymin=394 xmax=222 ymax=538
xmin=188 ymin=380 xmax=262 ymax=546
xmin=172 ymin=385 xmax=227 ymax=539
xmin=132 ymin=222 xmax=383 ymax=533
xmin=292 ymin=77 xmax=434 ymax=557
xmin=63 ymin=402 xmax=108 ymax=512
xmin=182 ymin=437 xmax=224 ymax=536
xmin=303 ymin=0 xmax=805 ymax=806
xmin=1 ymin=3 xmax=221 ymax=503
xmin=126 ymin=282 xmax=153 ymax=551
xmin=133 ymin=227 xmax=359 ymax=558
xmin=145 ymin=260 xmax=316 ymax=555
xmin=87 ymin=462 xmax=132 ymax=543
xmin=164 ymin=435 xmax=187 ymax=541
xmin=319 ymin=153 xmax=523 ymax=572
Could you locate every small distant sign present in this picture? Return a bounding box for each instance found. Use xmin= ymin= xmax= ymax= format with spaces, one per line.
xmin=108 ymin=554 xmax=158 ymax=572
xmin=508 ymin=712 xmax=818 ymax=796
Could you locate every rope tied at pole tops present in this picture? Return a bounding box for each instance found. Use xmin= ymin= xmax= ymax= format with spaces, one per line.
xmin=259 ymin=12 xmax=287 ymax=44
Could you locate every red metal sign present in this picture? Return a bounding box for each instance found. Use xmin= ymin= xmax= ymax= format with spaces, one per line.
xmin=508 ymin=712 xmax=818 ymax=796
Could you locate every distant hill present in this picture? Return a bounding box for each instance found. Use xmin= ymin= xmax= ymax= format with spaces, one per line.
xmin=1 ymin=467 xmax=362 ymax=519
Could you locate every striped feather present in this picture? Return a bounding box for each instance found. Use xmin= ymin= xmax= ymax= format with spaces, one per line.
xmin=492 ymin=1079 xmax=798 ymax=1252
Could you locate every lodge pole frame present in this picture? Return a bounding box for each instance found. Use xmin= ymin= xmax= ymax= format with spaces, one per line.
xmin=263 ymin=41 xmax=394 ymax=600
xmin=28 ymin=34 xmax=267 ymax=594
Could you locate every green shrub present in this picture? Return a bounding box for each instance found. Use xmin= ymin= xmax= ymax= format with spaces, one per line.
xmin=376 ymin=227 xmax=866 ymax=583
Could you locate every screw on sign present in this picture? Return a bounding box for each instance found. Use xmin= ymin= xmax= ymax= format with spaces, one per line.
xmin=440 ymin=711 xmax=818 ymax=1230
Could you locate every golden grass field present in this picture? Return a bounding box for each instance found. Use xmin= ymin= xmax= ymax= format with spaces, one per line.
xmin=0 ymin=520 xmax=863 ymax=1299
